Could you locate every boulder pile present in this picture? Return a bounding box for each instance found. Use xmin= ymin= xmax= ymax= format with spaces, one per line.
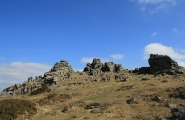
xmin=44 ymin=60 xmax=73 ymax=84
xmin=1 ymin=60 xmax=73 ymax=96
xmin=83 ymin=58 xmax=124 ymax=75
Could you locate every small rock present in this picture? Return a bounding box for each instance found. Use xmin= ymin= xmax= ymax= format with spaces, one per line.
xmin=141 ymin=78 xmax=150 ymax=81
xmin=127 ymin=98 xmax=137 ymax=104
xmin=155 ymin=95 xmax=162 ymax=102
xmin=61 ymin=106 xmax=68 ymax=113
xmin=179 ymin=92 xmax=185 ymax=99
xmin=165 ymin=103 xmax=176 ymax=108
xmin=171 ymin=108 xmax=185 ymax=120
xmin=162 ymin=79 xmax=168 ymax=83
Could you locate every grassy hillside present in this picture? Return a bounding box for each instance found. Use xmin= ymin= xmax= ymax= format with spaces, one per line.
xmin=0 ymin=71 xmax=185 ymax=120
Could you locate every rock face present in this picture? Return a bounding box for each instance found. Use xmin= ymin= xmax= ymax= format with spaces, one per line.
xmin=83 ymin=58 xmax=124 ymax=75
xmin=149 ymin=54 xmax=183 ymax=74
xmin=44 ymin=60 xmax=73 ymax=84
xmin=1 ymin=60 xmax=73 ymax=96
xmin=171 ymin=108 xmax=185 ymax=120
xmin=133 ymin=54 xmax=184 ymax=75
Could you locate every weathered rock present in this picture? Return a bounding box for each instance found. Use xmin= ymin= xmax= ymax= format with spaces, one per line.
xmin=165 ymin=103 xmax=176 ymax=108
xmin=179 ymin=92 xmax=185 ymax=99
xmin=155 ymin=95 xmax=162 ymax=102
xmin=43 ymin=60 xmax=73 ymax=84
xmin=127 ymin=98 xmax=137 ymax=104
xmin=83 ymin=58 xmax=124 ymax=75
xmin=141 ymin=77 xmax=150 ymax=81
xmin=171 ymin=108 xmax=185 ymax=120
xmin=133 ymin=54 xmax=184 ymax=75
xmin=139 ymin=67 xmax=150 ymax=74
xmin=149 ymin=54 xmax=183 ymax=75
xmin=1 ymin=60 xmax=74 ymax=95
xmin=102 ymin=62 xmax=115 ymax=72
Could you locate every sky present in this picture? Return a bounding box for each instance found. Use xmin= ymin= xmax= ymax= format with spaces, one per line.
xmin=0 ymin=0 xmax=185 ymax=91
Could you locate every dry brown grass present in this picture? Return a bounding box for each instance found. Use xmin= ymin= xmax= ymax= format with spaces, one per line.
xmin=1 ymin=72 xmax=185 ymax=120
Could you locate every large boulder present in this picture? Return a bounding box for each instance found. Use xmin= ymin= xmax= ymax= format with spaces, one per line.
xmin=132 ymin=54 xmax=184 ymax=75
xmin=114 ymin=64 xmax=124 ymax=72
xmin=149 ymin=54 xmax=183 ymax=75
xmin=102 ymin=62 xmax=115 ymax=72
xmin=44 ymin=60 xmax=73 ymax=84
xmin=51 ymin=60 xmax=73 ymax=72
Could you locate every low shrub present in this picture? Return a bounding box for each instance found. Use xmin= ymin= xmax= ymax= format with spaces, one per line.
xmin=0 ymin=99 xmax=37 ymax=120
xmin=31 ymin=84 xmax=49 ymax=95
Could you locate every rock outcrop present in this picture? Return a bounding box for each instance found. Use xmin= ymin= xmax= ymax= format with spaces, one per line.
xmin=133 ymin=54 xmax=184 ymax=75
xmin=44 ymin=60 xmax=73 ymax=84
xmin=83 ymin=58 xmax=124 ymax=75
xmin=1 ymin=60 xmax=73 ymax=96
xmin=149 ymin=54 xmax=183 ymax=74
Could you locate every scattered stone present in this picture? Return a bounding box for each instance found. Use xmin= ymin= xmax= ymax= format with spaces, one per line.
xmin=127 ymin=98 xmax=137 ymax=104
xmin=171 ymin=108 xmax=185 ymax=120
xmin=165 ymin=103 xmax=176 ymax=108
xmin=179 ymin=92 xmax=185 ymax=99
xmin=141 ymin=78 xmax=150 ymax=81
xmin=62 ymin=106 xmax=69 ymax=113
xmin=155 ymin=95 xmax=162 ymax=102
xmin=161 ymin=79 xmax=168 ymax=83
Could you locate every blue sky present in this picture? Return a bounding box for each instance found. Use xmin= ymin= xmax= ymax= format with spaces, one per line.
xmin=0 ymin=0 xmax=185 ymax=91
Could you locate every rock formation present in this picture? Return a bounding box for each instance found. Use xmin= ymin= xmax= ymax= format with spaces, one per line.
xmin=133 ymin=54 xmax=184 ymax=75
xmin=1 ymin=60 xmax=73 ymax=96
xmin=44 ymin=60 xmax=73 ymax=84
xmin=83 ymin=58 xmax=124 ymax=75
xmin=1 ymin=55 xmax=184 ymax=96
xmin=148 ymin=54 xmax=183 ymax=74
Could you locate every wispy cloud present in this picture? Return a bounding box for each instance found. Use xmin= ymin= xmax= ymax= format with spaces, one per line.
xmin=144 ymin=43 xmax=185 ymax=67
xmin=138 ymin=0 xmax=176 ymax=5
xmin=81 ymin=57 xmax=94 ymax=63
xmin=151 ymin=31 xmax=158 ymax=36
xmin=173 ymin=28 xmax=179 ymax=32
xmin=130 ymin=0 xmax=177 ymax=13
xmin=0 ymin=62 xmax=51 ymax=92
xmin=110 ymin=54 xmax=124 ymax=60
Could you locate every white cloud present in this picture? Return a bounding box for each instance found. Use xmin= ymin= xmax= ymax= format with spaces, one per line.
xmin=81 ymin=57 xmax=94 ymax=63
xmin=110 ymin=54 xmax=124 ymax=60
xmin=144 ymin=43 xmax=185 ymax=67
xmin=81 ymin=57 xmax=110 ymax=63
xmin=151 ymin=31 xmax=158 ymax=36
xmin=100 ymin=58 xmax=110 ymax=63
xmin=131 ymin=0 xmax=177 ymax=13
xmin=0 ymin=62 xmax=51 ymax=92
xmin=138 ymin=0 xmax=176 ymax=5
